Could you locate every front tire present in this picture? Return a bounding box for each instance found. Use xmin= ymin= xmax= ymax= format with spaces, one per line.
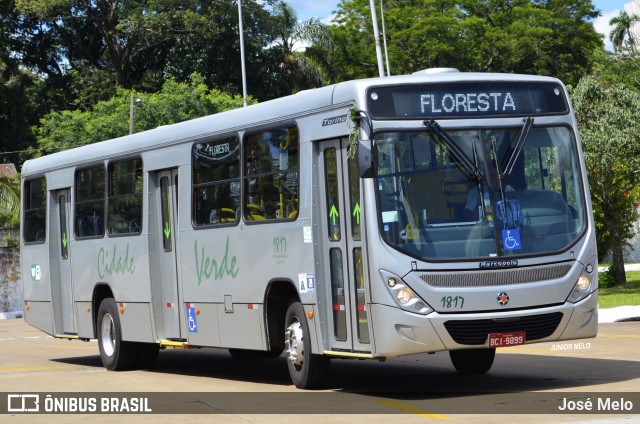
xmin=96 ymin=298 xmax=138 ymax=371
xmin=449 ymin=348 xmax=496 ymax=375
xmin=284 ymin=300 xmax=329 ymax=389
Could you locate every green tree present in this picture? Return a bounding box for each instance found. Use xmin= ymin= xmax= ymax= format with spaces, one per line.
xmin=569 ymin=76 xmax=640 ymax=286
xmin=162 ymin=0 xmax=279 ymax=101
xmin=591 ymin=48 xmax=640 ymax=94
xmin=0 ymin=0 xmax=40 ymax=164
xmin=267 ymin=1 xmax=333 ymax=95
xmin=609 ymin=10 xmax=640 ymax=53
xmin=36 ymin=74 xmax=251 ymax=153
xmin=15 ymin=0 xmax=192 ymax=89
xmin=13 ymin=0 xmax=290 ymax=105
xmin=327 ymin=0 xmax=601 ymax=85
xmin=0 ymin=174 xmax=19 ymax=221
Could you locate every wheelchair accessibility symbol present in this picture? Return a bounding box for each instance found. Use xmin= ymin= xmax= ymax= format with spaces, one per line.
xmin=502 ymin=229 xmax=522 ymax=251
xmin=186 ymin=306 xmax=198 ymax=333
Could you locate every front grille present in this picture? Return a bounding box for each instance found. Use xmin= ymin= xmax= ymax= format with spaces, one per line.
xmin=443 ymin=312 xmax=563 ymax=345
xmin=419 ymin=263 xmax=572 ymax=288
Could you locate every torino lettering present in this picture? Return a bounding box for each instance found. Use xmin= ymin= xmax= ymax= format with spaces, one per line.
xmin=420 ymin=92 xmax=516 ymax=114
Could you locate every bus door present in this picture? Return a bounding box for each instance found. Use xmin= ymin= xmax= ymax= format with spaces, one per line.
xmin=149 ymin=169 xmax=184 ymax=340
xmin=318 ymin=139 xmax=371 ymax=353
xmin=50 ymin=188 xmax=76 ymax=335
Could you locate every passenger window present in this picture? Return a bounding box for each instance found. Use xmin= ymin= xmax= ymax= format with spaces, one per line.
xmin=160 ymin=176 xmax=172 ymax=252
xmin=107 ymin=158 xmax=143 ymax=235
xmin=193 ymin=136 xmax=240 ymax=226
xmin=23 ymin=177 xmax=47 ymax=243
xmin=243 ymin=126 xmax=299 ymax=222
xmin=75 ymin=165 xmax=105 ymax=238
xmin=324 ymin=147 xmax=341 ymax=240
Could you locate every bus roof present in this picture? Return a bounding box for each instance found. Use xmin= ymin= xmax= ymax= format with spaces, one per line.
xmin=21 ymin=71 xmax=562 ymax=177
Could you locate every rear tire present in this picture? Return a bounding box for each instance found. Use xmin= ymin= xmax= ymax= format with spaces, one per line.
xmin=449 ymin=348 xmax=496 ymax=375
xmin=284 ymin=300 xmax=329 ymax=389
xmin=96 ymin=298 xmax=137 ymax=371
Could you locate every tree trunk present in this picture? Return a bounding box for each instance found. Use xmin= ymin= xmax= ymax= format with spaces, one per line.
xmin=608 ymin=219 xmax=627 ymax=287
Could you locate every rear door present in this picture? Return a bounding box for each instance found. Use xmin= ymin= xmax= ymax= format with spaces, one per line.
xmin=149 ymin=169 xmax=184 ymax=340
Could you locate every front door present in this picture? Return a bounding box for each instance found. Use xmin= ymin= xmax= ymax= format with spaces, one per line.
xmin=51 ymin=188 xmax=75 ymax=334
xmin=317 ymin=139 xmax=371 ymax=353
xmin=149 ymin=169 xmax=183 ymax=340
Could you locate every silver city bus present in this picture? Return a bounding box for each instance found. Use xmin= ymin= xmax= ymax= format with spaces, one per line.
xmin=21 ymin=69 xmax=597 ymax=389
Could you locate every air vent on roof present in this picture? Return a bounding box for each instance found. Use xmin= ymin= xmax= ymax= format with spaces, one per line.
xmin=412 ymin=68 xmax=460 ymax=75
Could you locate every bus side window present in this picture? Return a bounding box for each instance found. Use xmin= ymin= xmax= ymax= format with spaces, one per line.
xmin=23 ymin=177 xmax=47 ymax=244
xmin=243 ymin=126 xmax=299 ymax=222
xmin=74 ymin=165 xmax=105 ymax=239
xmin=107 ymin=158 xmax=143 ymax=235
xmin=192 ymin=136 xmax=240 ymax=227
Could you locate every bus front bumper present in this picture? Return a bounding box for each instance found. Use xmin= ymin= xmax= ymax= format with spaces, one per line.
xmin=370 ymin=291 xmax=597 ymax=357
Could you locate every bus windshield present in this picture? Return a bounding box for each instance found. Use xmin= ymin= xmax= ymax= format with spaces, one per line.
xmin=375 ymin=125 xmax=586 ymax=260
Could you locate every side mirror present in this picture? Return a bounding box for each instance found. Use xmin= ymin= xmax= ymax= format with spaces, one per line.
xmin=352 ymin=110 xmax=377 ymax=178
xmin=358 ymin=135 xmax=377 ymax=178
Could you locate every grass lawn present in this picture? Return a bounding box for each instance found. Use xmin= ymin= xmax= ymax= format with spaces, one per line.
xmin=598 ymin=271 xmax=640 ymax=309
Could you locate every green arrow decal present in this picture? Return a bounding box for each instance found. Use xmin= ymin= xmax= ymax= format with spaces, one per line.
xmin=164 ymin=222 xmax=171 ymax=239
xmin=352 ymin=202 xmax=361 ymax=225
xmin=62 ymin=233 xmax=68 ymax=248
xmin=329 ymin=205 xmax=339 ymax=226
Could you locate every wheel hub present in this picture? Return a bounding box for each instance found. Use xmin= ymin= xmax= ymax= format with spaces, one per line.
xmin=285 ymin=319 xmax=304 ymax=367
xmin=100 ymin=313 xmax=116 ymax=357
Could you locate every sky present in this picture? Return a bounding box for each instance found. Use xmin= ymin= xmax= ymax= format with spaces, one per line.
xmin=293 ymin=0 xmax=636 ymax=51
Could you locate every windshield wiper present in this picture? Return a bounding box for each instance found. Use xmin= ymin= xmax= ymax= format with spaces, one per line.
xmin=502 ymin=116 xmax=534 ymax=177
xmin=423 ymin=119 xmax=483 ymax=179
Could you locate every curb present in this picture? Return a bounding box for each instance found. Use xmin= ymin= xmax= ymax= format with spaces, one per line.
xmin=0 ymin=311 xmax=23 ymax=320
xmin=598 ymin=305 xmax=640 ymax=323
xmin=598 ymin=264 xmax=640 ymax=272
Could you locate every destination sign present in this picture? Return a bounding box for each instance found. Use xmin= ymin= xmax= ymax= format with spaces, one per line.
xmin=193 ymin=136 xmax=239 ymax=162
xmin=367 ymin=82 xmax=568 ymax=119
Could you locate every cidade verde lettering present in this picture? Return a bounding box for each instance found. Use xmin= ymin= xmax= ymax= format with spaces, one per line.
xmin=194 ymin=236 xmax=239 ymax=285
xmin=97 ymin=243 xmax=136 ymax=278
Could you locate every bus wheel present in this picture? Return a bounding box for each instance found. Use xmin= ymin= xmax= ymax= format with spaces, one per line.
xmin=96 ymin=298 xmax=137 ymax=371
xmin=449 ymin=348 xmax=496 ymax=375
xmin=284 ymin=300 xmax=329 ymax=389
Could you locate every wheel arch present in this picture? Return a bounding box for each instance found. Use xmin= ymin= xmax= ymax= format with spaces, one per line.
xmin=91 ymin=283 xmax=114 ymax=338
xmin=264 ymin=279 xmax=299 ymax=351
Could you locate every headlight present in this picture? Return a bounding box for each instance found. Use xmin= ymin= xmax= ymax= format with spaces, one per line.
xmin=568 ymin=263 xmax=596 ymax=303
xmin=576 ymin=275 xmax=590 ymax=291
xmin=380 ymin=270 xmax=432 ymax=315
xmin=396 ymin=288 xmax=414 ymax=304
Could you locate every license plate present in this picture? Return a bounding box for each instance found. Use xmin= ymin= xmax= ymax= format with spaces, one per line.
xmin=487 ymin=331 xmax=526 ymax=347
